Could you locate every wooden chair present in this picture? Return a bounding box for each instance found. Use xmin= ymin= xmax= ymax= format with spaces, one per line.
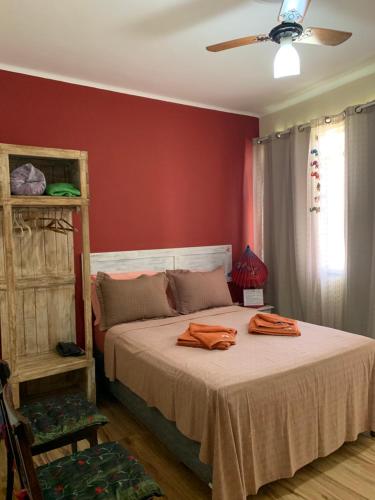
xmin=0 ymin=379 xmax=163 ymax=500
xmin=0 ymin=361 xmax=108 ymax=499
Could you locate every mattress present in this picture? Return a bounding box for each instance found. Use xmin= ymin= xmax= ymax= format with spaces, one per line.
xmin=104 ymin=305 xmax=375 ymax=500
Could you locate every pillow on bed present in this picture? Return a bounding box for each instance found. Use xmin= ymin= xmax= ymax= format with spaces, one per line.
xmin=91 ymin=272 xmax=157 ymax=326
xmin=96 ymin=272 xmax=176 ymax=330
xmin=167 ymin=266 xmax=233 ymax=314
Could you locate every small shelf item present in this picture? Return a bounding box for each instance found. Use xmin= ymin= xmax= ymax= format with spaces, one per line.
xmin=243 ymin=288 xmax=264 ymax=307
xmin=0 ymin=143 xmax=94 ymax=407
xmin=45 ymin=182 xmax=81 ymax=197
xmin=10 ymin=163 xmax=46 ymax=196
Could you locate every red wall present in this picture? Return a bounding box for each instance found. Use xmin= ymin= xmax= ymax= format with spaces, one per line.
xmin=0 ymin=70 xmax=259 ymax=342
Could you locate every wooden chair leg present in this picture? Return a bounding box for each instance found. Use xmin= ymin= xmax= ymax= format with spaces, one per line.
xmin=6 ymin=449 xmax=14 ymax=500
xmin=88 ymin=429 xmax=98 ymax=448
xmin=71 ymin=430 xmax=98 ymax=453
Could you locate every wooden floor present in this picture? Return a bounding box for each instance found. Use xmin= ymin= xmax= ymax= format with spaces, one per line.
xmin=1 ymin=395 xmax=375 ymax=499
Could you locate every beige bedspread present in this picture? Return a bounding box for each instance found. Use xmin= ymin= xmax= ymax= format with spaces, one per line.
xmin=104 ymin=306 xmax=375 ymax=500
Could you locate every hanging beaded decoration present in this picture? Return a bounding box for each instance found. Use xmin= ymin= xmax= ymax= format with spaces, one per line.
xmin=309 ymin=139 xmax=320 ymax=213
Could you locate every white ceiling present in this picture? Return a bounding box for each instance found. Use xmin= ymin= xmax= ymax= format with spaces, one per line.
xmin=1 ymin=0 xmax=375 ymax=116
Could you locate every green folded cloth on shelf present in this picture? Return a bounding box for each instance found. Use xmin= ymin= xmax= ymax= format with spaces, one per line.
xmin=45 ymin=182 xmax=81 ymax=197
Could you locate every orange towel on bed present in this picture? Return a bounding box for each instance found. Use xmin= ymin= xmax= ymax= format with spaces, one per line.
xmin=177 ymin=323 xmax=237 ymax=350
xmin=248 ymin=313 xmax=301 ymax=336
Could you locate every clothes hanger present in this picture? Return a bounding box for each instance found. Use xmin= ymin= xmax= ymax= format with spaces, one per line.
xmin=13 ymin=211 xmax=33 ymax=237
xmin=13 ymin=213 xmax=24 ymax=237
xmin=56 ymin=208 xmax=76 ymax=233
xmin=18 ymin=212 xmax=32 ymax=236
xmin=45 ymin=216 xmax=67 ymax=234
xmin=35 ymin=215 xmax=62 ymax=234
xmin=25 ymin=209 xmax=76 ymax=235
xmin=33 ymin=208 xmax=61 ymax=234
xmin=39 ymin=209 xmax=73 ymax=234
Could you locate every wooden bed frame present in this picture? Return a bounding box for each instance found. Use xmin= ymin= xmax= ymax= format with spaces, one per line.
xmin=90 ymin=244 xmax=232 ymax=279
xmin=89 ymin=245 xmax=375 ymax=494
xmin=89 ymin=244 xmax=232 ymax=486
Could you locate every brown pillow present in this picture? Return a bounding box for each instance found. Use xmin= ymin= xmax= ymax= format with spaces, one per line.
xmin=167 ymin=266 xmax=233 ymax=314
xmin=96 ymin=272 xmax=176 ymax=330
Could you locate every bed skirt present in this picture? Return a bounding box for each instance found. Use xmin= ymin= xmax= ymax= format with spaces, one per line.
xmin=109 ymin=380 xmax=213 ymax=485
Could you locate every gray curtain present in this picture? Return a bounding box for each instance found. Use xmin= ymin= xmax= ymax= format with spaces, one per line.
xmin=259 ymin=127 xmax=310 ymax=319
xmin=254 ymin=104 xmax=375 ymax=338
xmin=344 ymin=105 xmax=375 ymax=338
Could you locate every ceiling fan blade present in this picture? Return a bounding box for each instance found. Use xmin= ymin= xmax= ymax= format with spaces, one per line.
xmin=206 ymin=34 xmax=269 ymax=52
xmin=296 ymin=27 xmax=352 ymax=46
xmin=278 ymin=0 xmax=311 ymax=23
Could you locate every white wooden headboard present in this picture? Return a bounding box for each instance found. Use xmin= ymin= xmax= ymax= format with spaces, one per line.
xmin=89 ymin=245 xmax=232 ymax=280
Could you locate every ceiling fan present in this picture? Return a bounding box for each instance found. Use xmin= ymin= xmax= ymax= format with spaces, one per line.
xmin=206 ymin=0 xmax=352 ymax=79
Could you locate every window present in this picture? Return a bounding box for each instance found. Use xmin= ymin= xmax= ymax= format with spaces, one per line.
xmin=316 ymin=121 xmax=345 ymax=276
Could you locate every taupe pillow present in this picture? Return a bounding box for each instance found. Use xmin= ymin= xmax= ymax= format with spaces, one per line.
xmin=96 ymin=272 xmax=176 ymax=330
xmin=167 ymin=266 xmax=233 ymax=314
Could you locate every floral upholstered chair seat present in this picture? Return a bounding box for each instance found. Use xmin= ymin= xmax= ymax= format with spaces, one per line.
xmin=37 ymin=441 xmax=163 ymax=499
xmin=20 ymin=392 xmax=108 ymax=445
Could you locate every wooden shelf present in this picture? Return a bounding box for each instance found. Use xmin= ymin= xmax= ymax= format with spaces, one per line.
xmin=0 ymin=143 xmax=86 ymax=160
xmin=0 ymin=142 xmax=94 ymax=407
xmin=0 ymin=196 xmax=87 ymax=207
xmin=15 ymin=352 xmax=92 ymax=383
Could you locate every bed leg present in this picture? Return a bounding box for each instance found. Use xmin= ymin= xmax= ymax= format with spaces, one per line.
xmin=371 ymin=431 xmax=375 ymax=438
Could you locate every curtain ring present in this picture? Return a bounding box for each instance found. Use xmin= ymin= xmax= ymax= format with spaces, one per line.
xmin=355 ymin=105 xmax=363 ymax=114
xmin=324 ymin=116 xmax=332 ymax=124
xmin=276 ymin=132 xmax=281 ymax=138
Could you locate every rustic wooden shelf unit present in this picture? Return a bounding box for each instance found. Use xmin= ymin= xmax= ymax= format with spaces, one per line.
xmin=0 ymin=143 xmax=94 ymax=406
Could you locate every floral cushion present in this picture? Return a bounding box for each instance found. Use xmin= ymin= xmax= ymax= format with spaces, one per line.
xmin=37 ymin=441 xmax=163 ymax=499
xmin=20 ymin=393 xmax=108 ymax=445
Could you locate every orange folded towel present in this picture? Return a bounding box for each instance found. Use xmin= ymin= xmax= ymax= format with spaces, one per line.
xmin=177 ymin=323 xmax=237 ymax=350
xmin=248 ymin=313 xmax=301 ymax=337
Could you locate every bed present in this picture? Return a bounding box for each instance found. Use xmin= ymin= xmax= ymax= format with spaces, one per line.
xmin=90 ymin=246 xmax=375 ymax=500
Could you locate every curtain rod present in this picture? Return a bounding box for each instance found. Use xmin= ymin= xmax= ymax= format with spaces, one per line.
xmin=255 ymin=129 xmax=290 ymax=144
xmin=255 ymin=98 xmax=375 ymax=144
xmin=297 ymin=109 xmax=346 ymax=131
xmin=355 ymin=99 xmax=375 ymax=113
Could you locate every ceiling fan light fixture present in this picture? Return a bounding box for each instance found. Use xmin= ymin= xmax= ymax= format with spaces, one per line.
xmin=273 ymin=36 xmax=300 ymax=79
